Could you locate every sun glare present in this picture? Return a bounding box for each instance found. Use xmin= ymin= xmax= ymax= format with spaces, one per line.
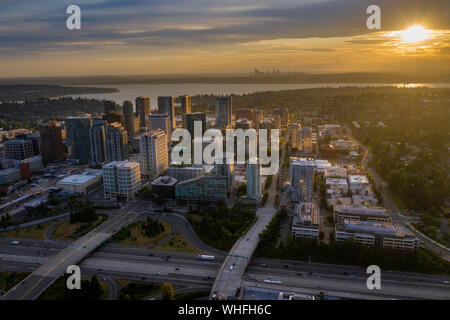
xmin=397 ymin=25 xmax=432 ymax=42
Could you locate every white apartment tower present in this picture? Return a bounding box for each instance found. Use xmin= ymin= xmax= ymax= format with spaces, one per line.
xmin=102 ymin=161 xmax=141 ymax=201
xmin=139 ymin=129 xmax=169 ymax=180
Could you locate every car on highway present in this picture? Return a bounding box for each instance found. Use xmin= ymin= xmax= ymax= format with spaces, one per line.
xmin=297 ymin=273 xmax=302 ymax=276
xmin=443 ymin=281 xmax=449 ymax=284
xmin=261 ymin=264 xmax=268 ymax=268
xmin=175 ymin=268 xmax=180 ymax=271
xmin=10 ymin=240 xmax=20 ymax=245
xmin=283 ymin=265 xmax=288 ymax=268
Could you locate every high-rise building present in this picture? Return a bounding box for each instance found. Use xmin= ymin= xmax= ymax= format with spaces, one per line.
xmin=272 ymin=114 xmax=281 ymax=129
xmin=300 ymin=127 xmax=312 ymax=153
xmin=184 ymin=112 xmax=206 ymax=138
xmin=252 ymin=110 xmax=264 ymax=128
xmin=158 ymin=96 xmax=175 ymax=129
xmin=139 ymin=129 xmax=168 ymax=180
xmin=106 ymin=122 xmax=128 ymax=162
xmin=89 ymin=119 xmax=107 ymax=165
xmin=180 ymin=95 xmax=191 ymax=115
xmin=289 ymin=123 xmax=301 ymax=150
xmin=122 ymin=100 xmax=140 ymax=139
xmin=65 ymin=115 xmax=93 ymax=163
xmin=135 ymin=96 xmax=151 ymax=128
xmin=215 ymin=96 xmax=232 ymax=129
xmin=214 ymin=153 xmax=234 ymax=193
xmin=290 ymin=157 xmax=315 ymax=203
xmin=149 ymin=114 xmax=172 ymax=141
xmin=103 ymin=161 xmax=141 ymax=201
xmin=4 ymin=139 xmax=34 ymax=160
xmin=39 ymin=121 xmax=65 ymax=162
xmin=246 ymin=157 xmax=261 ymax=200
xmin=274 ymin=108 xmax=289 ymax=126
xmin=104 ymin=100 xmax=120 ymax=114
xmin=102 ymin=111 xmax=123 ymax=126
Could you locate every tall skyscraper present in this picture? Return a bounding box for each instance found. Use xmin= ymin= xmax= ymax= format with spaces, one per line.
xmin=180 ymin=95 xmax=191 ymax=114
xmin=290 ymin=157 xmax=315 ymax=203
xmin=122 ymin=100 xmax=139 ymax=139
xmin=184 ymin=112 xmax=206 ymax=138
xmin=289 ymin=123 xmax=301 ymax=150
xmin=139 ymin=129 xmax=168 ymax=180
xmin=215 ymin=96 xmax=232 ymax=129
xmin=135 ymin=96 xmax=151 ymax=128
xmin=89 ymin=119 xmax=107 ymax=165
xmin=65 ymin=115 xmax=93 ymax=163
xmin=246 ymin=157 xmax=262 ymax=200
xmin=300 ymin=127 xmax=312 ymax=153
xmin=149 ymin=114 xmax=172 ymax=141
xmin=106 ymin=122 xmax=128 ymax=162
xmin=39 ymin=121 xmax=65 ymax=162
xmin=104 ymin=100 xmax=120 ymax=114
xmin=158 ymin=96 xmax=175 ymax=129
xmin=103 ymin=161 xmax=141 ymax=201
xmin=274 ymin=108 xmax=289 ymax=126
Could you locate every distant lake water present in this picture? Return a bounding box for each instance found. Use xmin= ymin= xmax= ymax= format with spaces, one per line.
xmin=66 ymin=83 xmax=450 ymax=110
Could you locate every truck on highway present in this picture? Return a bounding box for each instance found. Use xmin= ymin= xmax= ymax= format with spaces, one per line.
xmin=197 ymin=254 xmax=215 ymax=261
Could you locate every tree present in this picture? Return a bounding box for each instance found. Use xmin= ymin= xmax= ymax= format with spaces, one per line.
xmin=161 ymin=283 xmax=174 ymax=300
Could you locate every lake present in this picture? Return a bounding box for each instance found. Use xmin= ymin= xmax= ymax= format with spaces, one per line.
xmin=67 ymin=82 xmax=450 ymax=110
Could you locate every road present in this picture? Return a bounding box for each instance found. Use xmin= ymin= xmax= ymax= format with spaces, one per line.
xmin=0 ymin=201 xmax=144 ymax=300
xmin=1 ymin=245 xmax=449 ymax=300
xmin=345 ymin=123 xmax=450 ymax=261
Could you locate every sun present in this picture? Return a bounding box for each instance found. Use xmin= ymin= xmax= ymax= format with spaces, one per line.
xmin=397 ymin=25 xmax=432 ymax=42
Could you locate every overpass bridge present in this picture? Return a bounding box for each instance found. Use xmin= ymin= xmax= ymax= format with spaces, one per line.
xmin=0 ymin=201 xmax=142 ymax=300
xmin=210 ymin=207 xmax=276 ymax=299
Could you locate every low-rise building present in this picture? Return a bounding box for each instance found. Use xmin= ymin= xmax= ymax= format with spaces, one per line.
xmin=333 ymin=204 xmax=390 ymax=226
xmin=175 ymin=174 xmax=228 ymax=202
xmin=57 ymin=173 xmax=102 ymax=195
xmin=292 ymin=202 xmax=320 ymax=240
xmin=335 ymin=220 xmax=419 ymax=253
xmin=151 ymin=176 xmax=178 ymax=199
xmin=0 ymin=168 xmax=21 ymax=186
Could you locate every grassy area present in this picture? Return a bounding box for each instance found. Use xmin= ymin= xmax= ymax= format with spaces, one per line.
xmin=117 ymin=280 xmax=161 ymax=300
xmin=0 ymin=272 xmax=29 ymax=292
xmin=154 ymin=232 xmax=201 ymax=253
xmin=0 ymin=220 xmax=60 ymax=240
xmin=391 ymin=192 xmax=408 ymax=212
xmin=113 ymin=220 xmax=172 ymax=246
xmin=52 ymin=214 xmax=107 ymax=241
xmin=38 ymin=276 xmax=108 ymax=300
xmin=174 ymin=290 xmax=210 ymax=300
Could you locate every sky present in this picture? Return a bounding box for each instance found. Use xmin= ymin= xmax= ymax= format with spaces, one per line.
xmin=0 ymin=0 xmax=449 ymax=77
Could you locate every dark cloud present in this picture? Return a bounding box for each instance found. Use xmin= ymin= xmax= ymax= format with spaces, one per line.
xmin=0 ymin=0 xmax=448 ymax=56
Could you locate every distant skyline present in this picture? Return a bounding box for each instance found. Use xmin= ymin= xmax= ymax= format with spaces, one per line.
xmin=0 ymin=0 xmax=449 ymax=77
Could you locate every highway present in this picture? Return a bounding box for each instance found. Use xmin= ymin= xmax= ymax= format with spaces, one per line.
xmin=0 ymin=200 xmax=144 ymax=300
xmin=1 ymin=245 xmax=449 ymax=300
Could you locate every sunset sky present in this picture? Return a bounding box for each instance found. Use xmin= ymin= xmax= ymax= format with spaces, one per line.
xmin=0 ymin=0 xmax=449 ymax=77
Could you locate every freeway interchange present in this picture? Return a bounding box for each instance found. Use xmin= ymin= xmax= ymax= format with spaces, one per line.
xmin=1 ymin=236 xmax=449 ymax=300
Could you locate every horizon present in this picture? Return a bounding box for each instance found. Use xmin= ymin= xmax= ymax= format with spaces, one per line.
xmin=1 ymin=0 xmax=449 ymax=78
